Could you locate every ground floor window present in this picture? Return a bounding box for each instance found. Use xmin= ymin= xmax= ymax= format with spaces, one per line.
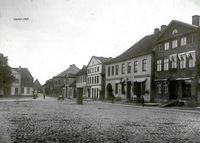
xmin=156 ymin=81 xmax=168 ymax=94
xmin=163 ymin=82 xmax=168 ymax=94
xmin=27 ymin=88 xmax=30 ymax=94
xmin=21 ymin=88 xmax=24 ymax=94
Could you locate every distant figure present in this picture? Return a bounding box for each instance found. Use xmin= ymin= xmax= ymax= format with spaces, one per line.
xmin=141 ymin=95 xmax=144 ymax=107
xmin=43 ymin=93 xmax=45 ymax=99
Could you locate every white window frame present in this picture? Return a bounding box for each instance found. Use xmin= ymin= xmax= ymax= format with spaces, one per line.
xmin=164 ymin=59 xmax=169 ymax=71
xmin=164 ymin=42 xmax=169 ymax=50
xmin=181 ymin=37 xmax=187 ymax=46
xmin=172 ymin=39 xmax=177 ymax=48
xmin=157 ymin=60 xmax=162 ymax=72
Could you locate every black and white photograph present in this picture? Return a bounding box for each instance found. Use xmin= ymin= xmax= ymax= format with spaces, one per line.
xmin=1 ymin=0 xmax=200 ymax=142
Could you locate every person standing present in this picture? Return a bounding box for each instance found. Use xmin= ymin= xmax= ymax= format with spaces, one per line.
xmin=141 ymin=95 xmax=144 ymax=107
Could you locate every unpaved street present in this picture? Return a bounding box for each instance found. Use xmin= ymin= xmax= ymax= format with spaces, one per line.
xmin=0 ymin=96 xmax=200 ymax=143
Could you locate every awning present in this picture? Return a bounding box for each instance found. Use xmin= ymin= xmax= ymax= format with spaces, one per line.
xmin=133 ymin=78 xmax=147 ymax=82
xmin=154 ymin=79 xmax=167 ymax=81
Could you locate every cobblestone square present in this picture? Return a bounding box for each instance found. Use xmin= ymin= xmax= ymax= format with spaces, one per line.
xmin=0 ymin=96 xmax=200 ymax=143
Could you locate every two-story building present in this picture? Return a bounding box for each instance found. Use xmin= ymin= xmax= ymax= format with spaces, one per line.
xmin=105 ymin=33 xmax=159 ymax=102
xmin=87 ymin=56 xmax=112 ymax=100
xmin=11 ymin=66 xmax=34 ymax=96
xmin=154 ymin=15 xmax=200 ymax=104
xmin=76 ymin=65 xmax=87 ymax=98
xmin=52 ymin=64 xmax=80 ymax=98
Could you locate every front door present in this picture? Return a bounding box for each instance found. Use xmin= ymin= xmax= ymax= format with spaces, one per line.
xmin=126 ymin=81 xmax=131 ymax=99
xmin=169 ymin=80 xmax=178 ymax=100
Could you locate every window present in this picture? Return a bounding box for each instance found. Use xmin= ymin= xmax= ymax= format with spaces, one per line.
xmin=115 ymin=83 xmax=118 ymax=94
xmin=170 ymin=54 xmax=177 ymax=69
xmin=134 ymin=61 xmax=138 ymax=73
xmin=97 ymin=66 xmax=99 ymax=72
xmin=164 ymin=42 xmax=169 ymax=50
xmin=115 ymin=65 xmax=119 ymax=75
xmin=21 ymin=88 xmax=24 ymax=94
xmin=121 ymin=63 xmax=125 ymax=74
xmin=172 ymin=40 xmax=177 ymax=48
xmin=179 ymin=54 xmax=186 ymax=69
xmin=172 ymin=29 xmax=178 ymax=35
xmin=94 ymin=76 xmax=97 ymax=84
xmin=92 ymin=77 xmax=94 ymax=84
xmin=163 ymin=82 xmax=168 ymax=94
xmin=157 ymin=83 xmax=162 ymax=94
xmin=127 ymin=62 xmax=131 ymax=74
xmin=142 ymin=59 xmax=147 ymax=72
xmin=108 ymin=67 xmax=110 ymax=76
xmin=158 ymin=44 xmax=162 ymax=52
xmin=188 ymin=52 xmax=196 ymax=68
xmin=27 ymin=88 xmax=30 ymax=94
xmin=164 ymin=59 xmax=169 ymax=71
xmin=157 ymin=60 xmax=162 ymax=71
xmin=97 ymin=76 xmax=99 ymax=83
xmin=111 ymin=66 xmax=114 ymax=76
xmin=181 ymin=37 xmax=187 ymax=46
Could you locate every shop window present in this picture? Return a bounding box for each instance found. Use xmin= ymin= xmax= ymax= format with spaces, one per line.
xmin=182 ymin=80 xmax=191 ymax=98
xmin=157 ymin=83 xmax=162 ymax=94
xmin=163 ymin=82 xmax=168 ymax=94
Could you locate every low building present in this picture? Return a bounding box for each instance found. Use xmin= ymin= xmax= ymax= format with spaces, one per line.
xmin=154 ymin=15 xmax=200 ymax=104
xmin=76 ymin=65 xmax=87 ymax=98
xmin=11 ymin=66 xmax=34 ymax=96
xmin=34 ymin=79 xmax=42 ymax=93
xmin=105 ymin=32 xmax=159 ymax=102
xmin=87 ymin=56 xmax=112 ymax=100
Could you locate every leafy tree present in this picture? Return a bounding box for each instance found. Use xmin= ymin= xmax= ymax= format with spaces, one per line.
xmin=0 ymin=53 xmax=13 ymax=95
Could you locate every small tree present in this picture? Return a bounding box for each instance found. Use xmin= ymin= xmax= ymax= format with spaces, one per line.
xmin=0 ymin=53 xmax=13 ymax=96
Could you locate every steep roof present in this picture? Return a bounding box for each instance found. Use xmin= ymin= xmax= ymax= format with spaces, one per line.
xmin=105 ymin=34 xmax=158 ymax=65
xmin=34 ymin=79 xmax=42 ymax=90
xmin=55 ymin=64 xmax=80 ymax=78
xmin=12 ymin=67 xmax=34 ymax=87
xmin=156 ymin=20 xmax=200 ymax=42
xmin=94 ymin=56 xmax=113 ymax=64
xmin=76 ymin=66 xmax=87 ymax=76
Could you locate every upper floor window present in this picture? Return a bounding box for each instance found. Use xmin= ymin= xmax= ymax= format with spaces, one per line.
xmin=111 ymin=66 xmax=114 ymax=76
xmin=127 ymin=62 xmax=131 ymax=74
xmin=169 ymin=54 xmax=177 ymax=69
xmin=188 ymin=52 xmax=196 ymax=68
xmin=157 ymin=60 xmax=162 ymax=72
xmin=164 ymin=42 xmax=169 ymax=50
xmin=107 ymin=67 xmax=110 ymax=76
xmin=97 ymin=66 xmax=99 ymax=72
xmin=181 ymin=37 xmax=187 ymax=46
xmin=121 ymin=63 xmax=125 ymax=74
xmin=179 ymin=54 xmax=186 ymax=69
xmin=172 ymin=40 xmax=177 ymax=48
xmin=115 ymin=65 xmax=119 ymax=75
xmin=142 ymin=59 xmax=147 ymax=72
xmin=134 ymin=61 xmax=138 ymax=73
xmin=97 ymin=76 xmax=99 ymax=83
xmin=172 ymin=29 xmax=178 ymax=35
xmin=164 ymin=59 xmax=169 ymax=71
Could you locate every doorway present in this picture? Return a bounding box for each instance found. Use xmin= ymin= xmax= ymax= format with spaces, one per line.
xmin=169 ymin=80 xmax=178 ymax=100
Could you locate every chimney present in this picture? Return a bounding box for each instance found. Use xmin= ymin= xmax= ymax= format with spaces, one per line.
xmin=70 ymin=64 xmax=75 ymax=68
xmin=161 ymin=25 xmax=167 ymax=31
xmin=154 ymin=28 xmax=159 ymax=34
xmin=192 ymin=15 xmax=200 ymax=26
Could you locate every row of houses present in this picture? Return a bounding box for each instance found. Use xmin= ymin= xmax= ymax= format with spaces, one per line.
xmin=45 ymin=15 xmax=200 ymax=104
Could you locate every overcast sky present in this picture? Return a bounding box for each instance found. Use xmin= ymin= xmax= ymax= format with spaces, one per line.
xmin=1 ymin=0 xmax=200 ymax=84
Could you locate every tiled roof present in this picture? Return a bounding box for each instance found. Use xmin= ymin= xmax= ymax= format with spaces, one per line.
xmin=34 ymin=79 xmax=42 ymax=90
xmin=12 ymin=67 xmax=34 ymax=87
xmin=76 ymin=66 xmax=87 ymax=76
xmin=94 ymin=56 xmax=113 ymax=63
xmin=105 ymin=34 xmax=158 ymax=65
xmin=55 ymin=64 xmax=80 ymax=78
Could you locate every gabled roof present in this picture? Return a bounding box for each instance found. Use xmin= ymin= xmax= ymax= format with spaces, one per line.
xmin=156 ymin=20 xmax=200 ymax=42
xmin=76 ymin=66 xmax=87 ymax=76
xmin=87 ymin=56 xmax=112 ymax=67
xmin=12 ymin=67 xmax=34 ymax=87
xmin=105 ymin=34 xmax=159 ymax=65
xmin=55 ymin=64 xmax=80 ymax=78
xmin=34 ymin=79 xmax=42 ymax=90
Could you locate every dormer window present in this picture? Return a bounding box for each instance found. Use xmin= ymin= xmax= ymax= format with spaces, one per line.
xmin=172 ymin=29 xmax=178 ymax=35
